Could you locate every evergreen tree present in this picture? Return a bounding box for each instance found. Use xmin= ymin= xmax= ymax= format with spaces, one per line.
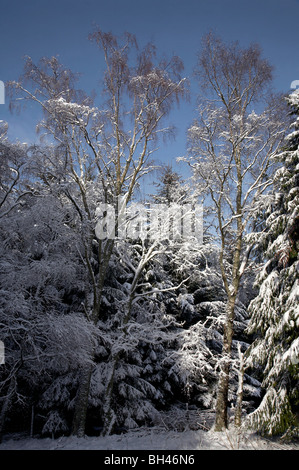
xmin=0 ymin=189 xmax=98 ymax=440
xmin=152 ymin=164 xmax=189 ymax=206
xmin=246 ymin=90 xmax=299 ymax=439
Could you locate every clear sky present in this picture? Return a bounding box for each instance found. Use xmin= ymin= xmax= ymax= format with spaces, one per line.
xmin=1 ymin=0 xmax=299 ymax=183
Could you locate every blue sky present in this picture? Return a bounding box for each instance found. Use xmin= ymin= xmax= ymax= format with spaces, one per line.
xmin=1 ymin=0 xmax=299 ymax=185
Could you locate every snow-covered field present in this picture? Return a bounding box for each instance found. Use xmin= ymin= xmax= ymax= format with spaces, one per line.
xmin=0 ymin=427 xmax=297 ymax=451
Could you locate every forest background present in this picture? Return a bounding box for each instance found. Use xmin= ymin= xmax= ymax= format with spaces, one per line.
xmin=0 ymin=0 xmax=298 ymax=444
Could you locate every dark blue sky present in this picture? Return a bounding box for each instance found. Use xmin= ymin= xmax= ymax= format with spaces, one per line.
xmin=1 ymin=0 xmax=299 ymax=183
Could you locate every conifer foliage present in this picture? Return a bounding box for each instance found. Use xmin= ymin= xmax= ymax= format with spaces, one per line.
xmin=0 ymin=31 xmax=298 ymax=443
xmin=246 ymin=90 xmax=299 ymax=438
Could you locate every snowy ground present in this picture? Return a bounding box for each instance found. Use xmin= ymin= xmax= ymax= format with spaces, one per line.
xmin=0 ymin=426 xmax=298 ymax=451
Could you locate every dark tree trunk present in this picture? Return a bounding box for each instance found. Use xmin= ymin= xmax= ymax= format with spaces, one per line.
xmin=72 ymin=363 xmax=94 ymax=437
xmin=214 ymin=297 xmax=235 ymax=431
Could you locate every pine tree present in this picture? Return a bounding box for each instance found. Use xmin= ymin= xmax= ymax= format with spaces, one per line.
xmin=0 ymin=189 xmax=98 ymax=439
xmin=152 ymin=165 xmax=189 ymax=206
xmin=246 ymin=90 xmax=299 ymax=439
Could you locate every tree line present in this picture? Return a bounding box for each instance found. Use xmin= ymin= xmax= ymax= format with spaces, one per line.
xmin=0 ymin=30 xmax=298 ymax=441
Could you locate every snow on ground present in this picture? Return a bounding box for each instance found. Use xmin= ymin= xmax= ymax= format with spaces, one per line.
xmin=0 ymin=427 xmax=297 ymax=450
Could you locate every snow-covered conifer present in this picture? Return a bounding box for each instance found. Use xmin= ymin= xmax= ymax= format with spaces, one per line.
xmin=246 ymin=90 xmax=299 ymax=438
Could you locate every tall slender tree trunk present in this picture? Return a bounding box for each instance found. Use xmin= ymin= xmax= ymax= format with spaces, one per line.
xmin=234 ymin=342 xmax=245 ymax=427
xmin=101 ymin=355 xmax=119 ymax=436
xmin=214 ymin=296 xmax=236 ymax=431
xmin=0 ymin=375 xmax=15 ymax=443
xmin=71 ymin=362 xmax=94 ymax=437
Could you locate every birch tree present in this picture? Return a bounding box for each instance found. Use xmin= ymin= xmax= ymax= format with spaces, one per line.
xmin=8 ymin=30 xmax=187 ymax=436
xmin=185 ymin=33 xmax=286 ymax=430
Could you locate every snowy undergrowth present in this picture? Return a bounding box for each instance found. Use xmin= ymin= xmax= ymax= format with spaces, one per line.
xmin=0 ymin=427 xmax=297 ymax=450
